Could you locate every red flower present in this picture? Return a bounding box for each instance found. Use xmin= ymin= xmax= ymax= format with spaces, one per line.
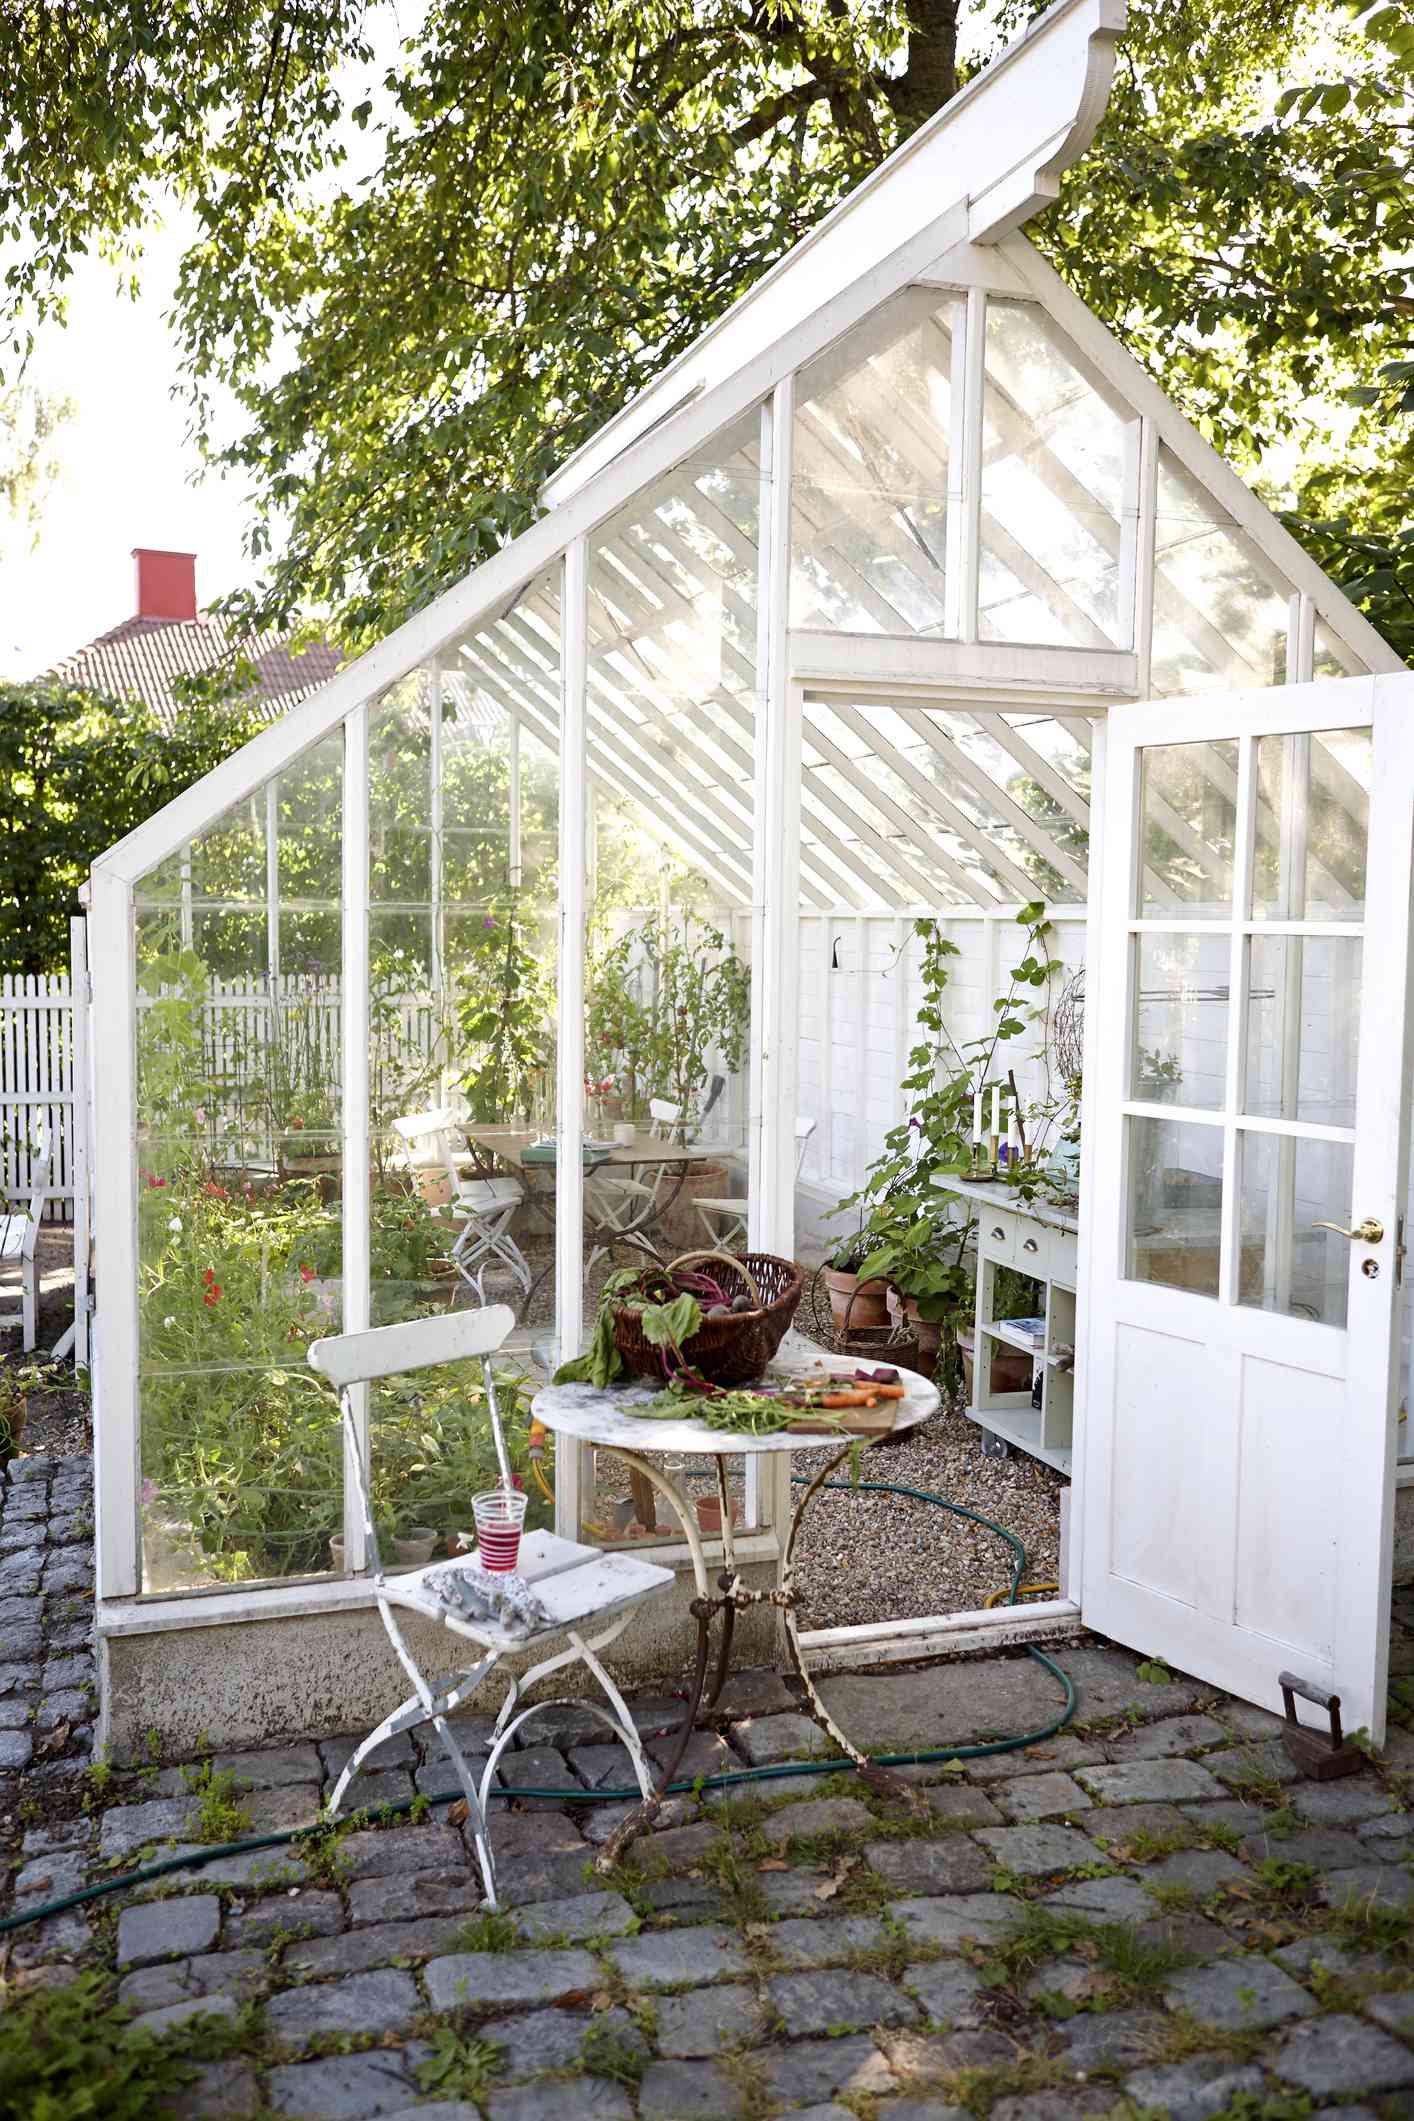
xmin=203 ymin=1284 xmax=223 ymax=1308
xmin=201 ymin=1181 xmax=229 ymax=1200
xmin=299 ymin=1263 xmax=315 ymax=1283
xmin=145 ymin=1174 xmax=167 ymax=1189
xmin=203 ymin=1268 xmax=216 ymax=1285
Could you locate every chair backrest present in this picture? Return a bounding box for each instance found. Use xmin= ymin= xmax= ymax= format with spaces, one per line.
xmin=309 ymin=1304 xmax=515 ymax=1389
xmin=793 ymin=1117 xmax=817 ymax=1179
xmin=392 ymin=1109 xmax=461 ymax=1195
xmin=309 ymin=1306 xmax=517 ymax=1578
xmin=648 ymin=1098 xmax=681 ymax=1138
xmin=22 ymin=1158 xmax=51 ymax=1263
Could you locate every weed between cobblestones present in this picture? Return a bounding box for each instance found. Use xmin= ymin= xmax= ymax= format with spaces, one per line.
xmin=582 ymin=2018 xmax=648 ymax=2084
xmin=413 ymin=2022 xmax=505 ymax=2098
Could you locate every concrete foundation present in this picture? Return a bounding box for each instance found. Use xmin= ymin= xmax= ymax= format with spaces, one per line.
xmin=97 ymin=1556 xmax=781 ymax=1763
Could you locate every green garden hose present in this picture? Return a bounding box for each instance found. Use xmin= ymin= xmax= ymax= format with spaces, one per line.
xmin=0 ymin=1476 xmax=1075 ymax=1937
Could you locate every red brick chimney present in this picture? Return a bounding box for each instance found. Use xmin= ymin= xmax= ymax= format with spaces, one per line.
xmin=132 ymin=548 xmax=197 ymax=623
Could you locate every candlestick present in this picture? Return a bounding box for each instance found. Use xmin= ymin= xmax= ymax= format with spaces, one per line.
xmin=1008 ymin=1113 xmax=1022 ymax=1159
xmin=991 ymin=1084 xmax=1002 ymax=1137
xmin=972 ymin=1088 xmax=983 ymax=1145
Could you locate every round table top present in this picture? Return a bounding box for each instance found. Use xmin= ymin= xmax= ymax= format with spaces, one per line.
xmin=531 ymin=1337 xmax=939 ymax=1457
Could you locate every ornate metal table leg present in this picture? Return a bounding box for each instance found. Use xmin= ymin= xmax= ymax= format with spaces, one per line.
xmin=591 ymin=1447 xmax=717 ymax=1871
xmin=704 ymin=1455 xmax=738 ymax=1710
xmin=779 ymin=1442 xmax=914 ymax=1802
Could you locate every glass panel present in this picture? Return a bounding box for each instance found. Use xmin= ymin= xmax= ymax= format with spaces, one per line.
xmin=582 ymin=431 xmax=760 ymax=1542
xmin=1127 ymin=1114 xmax=1223 ymax=1297
xmin=1138 ymin=739 xmax=1238 ymax=917
xmin=1151 ymin=449 xmax=1294 ymax=695
xmin=1252 ymin=729 xmax=1370 ymax=922
xmin=369 ymin=677 xmax=433 ymax=905
xmin=979 ymin=301 xmax=1136 ymax=648
xmin=1313 ymin=622 xmax=1364 ymax=680
xmin=134 ymin=735 xmax=343 ymax=1589
xmin=140 ymin=1366 xmax=342 ymax=1593
xmin=1238 ymin=1131 xmax=1354 ymax=1328
xmin=1132 ymin=932 xmax=1230 ymax=1109
xmin=791 ymin=288 xmax=954 ymax=635
xmin=365 ymin=572 xmax=562 ymax=1551
xmin=1245 ymin=936 xmax=1361 ymax=1127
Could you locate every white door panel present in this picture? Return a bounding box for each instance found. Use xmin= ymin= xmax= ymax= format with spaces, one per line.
xmin=1081 ymin=674 xmax=1414 ymax=1741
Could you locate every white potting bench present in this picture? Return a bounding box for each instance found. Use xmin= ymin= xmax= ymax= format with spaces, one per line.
xmin=940 ymin=1176 xmax=1079 ymax=1475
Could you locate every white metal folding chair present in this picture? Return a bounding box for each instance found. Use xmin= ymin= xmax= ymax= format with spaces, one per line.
xmin=584 ymin=1096 xmax=685 ymax=1267
xmin=392 ymin=1110 xmax=532 ymax=1303
xmin=309 ymin=1306 xmax=674 ymax=1906
xmin=0 ymin=1155 xmax=50 ymax=1352
xmin=694 ymin=1118 xmax=816 ymax=1253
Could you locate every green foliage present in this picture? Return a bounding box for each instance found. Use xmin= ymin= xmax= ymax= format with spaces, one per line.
xmin=452 ymin=1908 xmax=518 ymax=1953
xmin=587 ymin=912 xmax=750 ymax=1135
xmin=5 ymin=4 xmax=1409 ymax=665
xmin=181 ymin=1759 xmax=254 ymax=1842
xmin=0 ymin=682 xmax=262 ymax=976
xmin=458 ymin=892 xmax=557 ymax=1125
xmin=0 ymin=1972 xmax=202 ymax=2119
xmin=413 ymin=2025 xmax=505 ymax=2099
xmin=581 ymin=2022 xmax=648 ymax=2085
xmin=1134 ymin=1658 xmax=1174 ymax=1687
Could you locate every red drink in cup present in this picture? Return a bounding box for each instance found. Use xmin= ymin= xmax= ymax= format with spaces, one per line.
xmin=473 ymin=1487 xmax=528 ymax=1573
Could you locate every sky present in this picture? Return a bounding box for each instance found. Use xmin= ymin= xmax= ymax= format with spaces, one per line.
xmin=1 ymin=210 xmax=258 ymax=680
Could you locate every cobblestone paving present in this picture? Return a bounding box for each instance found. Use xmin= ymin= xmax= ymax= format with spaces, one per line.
xmin=5 ymin=1458 xmax=1414 ymax=2118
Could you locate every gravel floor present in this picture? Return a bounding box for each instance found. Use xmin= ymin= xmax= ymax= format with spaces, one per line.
xmin=786 ymin=1394 xmax=1064 ymax=1631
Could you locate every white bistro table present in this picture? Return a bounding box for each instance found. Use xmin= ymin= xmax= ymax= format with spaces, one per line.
xmin=533 ymin=1339 xmax=938 ymax=1855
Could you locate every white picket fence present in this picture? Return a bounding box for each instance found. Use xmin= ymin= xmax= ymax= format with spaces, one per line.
xmin=0 ymin=967 xmax=80 ymax=1221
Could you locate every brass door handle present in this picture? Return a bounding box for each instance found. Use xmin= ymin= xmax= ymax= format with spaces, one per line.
xmin=1312 ymin=1218 xmax=1384 ymax=1244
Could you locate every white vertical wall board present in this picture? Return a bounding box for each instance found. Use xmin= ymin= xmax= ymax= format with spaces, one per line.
xmin=341 ymin=707 xmax=371 ymax=1576
xmin=555 ymin=544 xmax=589 ymax=1544
xmin=90 ymin=867 xmax=140 ymax=1598
xmin=69 ymin=917 xmax=91 ymax=1369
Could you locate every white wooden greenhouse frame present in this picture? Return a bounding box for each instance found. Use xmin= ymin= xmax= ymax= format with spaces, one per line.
xmin=88 ymin=0 xmax=1414 ymax=1758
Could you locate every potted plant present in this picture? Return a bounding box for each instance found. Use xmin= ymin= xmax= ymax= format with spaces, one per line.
xmin=820 ymin=1223 xmax=892 ymax=1334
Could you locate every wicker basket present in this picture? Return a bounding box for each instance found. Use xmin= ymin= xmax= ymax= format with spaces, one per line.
xmin=611 ymin=1250 xmax=806 ymax=1387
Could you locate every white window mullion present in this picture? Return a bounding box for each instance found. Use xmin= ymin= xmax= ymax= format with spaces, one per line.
xmin=341 ymin=707 xmax=371 ymax=1573
xmin=555 ymin=544 xmax=589 ymax=1541
xmin=92 ymin=867 xmax=140 ymax=1598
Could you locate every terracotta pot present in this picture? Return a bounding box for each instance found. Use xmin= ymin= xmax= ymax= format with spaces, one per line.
xmin=328 ymin=1534 xmax=345 ymax=1572
xmin=695 ymin=1495 xmax=743 ymax=1535
xmin=821 ymin=1266 xmax=890 ymax=1334
xmin=660 ymin=1161 xmax=729 ymax=1250
xmin=392 ymin=1528 xmax=437 ymax=1567
xmin=903 ymin=1297 xmax=942 ymax=1362
xmin=958 ymin=1328 xmax=1031 ymax=1400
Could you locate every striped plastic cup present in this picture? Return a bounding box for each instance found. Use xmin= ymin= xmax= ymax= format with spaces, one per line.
xmin=472 ymin=1487 xmax=528 ymax=1573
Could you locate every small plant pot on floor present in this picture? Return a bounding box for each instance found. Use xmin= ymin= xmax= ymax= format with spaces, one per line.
xmin=695 ymin=1494 xmax=742 ymax=1535
xmin=392 ymin=1528 xmax=437 ymax=1567
xmin=903 ymin=1298 xmax=942 ymax=1364
xmin=821 ymin=1267 xmax=890 ymax=1334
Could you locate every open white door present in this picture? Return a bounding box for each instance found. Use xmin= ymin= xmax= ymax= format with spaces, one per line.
xmin=1081 ymin=673 xmax=1414 ymax=1743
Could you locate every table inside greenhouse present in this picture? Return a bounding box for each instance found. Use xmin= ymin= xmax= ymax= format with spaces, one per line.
xmin=464 ymin=1125 xmax=723 ymax=1295
xmin=532 ymin=1345 xmax=938 ymax=1849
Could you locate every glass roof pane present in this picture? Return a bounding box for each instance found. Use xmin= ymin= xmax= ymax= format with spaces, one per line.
xmin=791 ymin=288 xmax=956 ymax=635
xmin=1151 ymin=448 xmax=1294 ymax=694
xmin=979 ymin=301 xmax=1135 ymax=649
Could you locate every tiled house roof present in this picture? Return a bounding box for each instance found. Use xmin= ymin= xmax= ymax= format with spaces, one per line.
xmin=46 ymin=614 xmax=342 ymax=730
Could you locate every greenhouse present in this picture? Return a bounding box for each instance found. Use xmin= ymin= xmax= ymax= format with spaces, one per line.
xmin=87 ymin=0 xmax=1413 ymax=1760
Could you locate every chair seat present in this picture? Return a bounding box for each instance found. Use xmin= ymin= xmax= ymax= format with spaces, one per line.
xmin=694 ymin=1197 xmax=744 ymax=1217
xmin=444 ymin=1176 xmax=522 ymax=1213
xmin=385 ymin=1544 xmax=674 ymax=1649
